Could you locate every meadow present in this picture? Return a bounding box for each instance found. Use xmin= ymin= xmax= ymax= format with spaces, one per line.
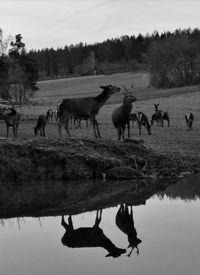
xmin=1 ymin=71 xmax=200 ymax=158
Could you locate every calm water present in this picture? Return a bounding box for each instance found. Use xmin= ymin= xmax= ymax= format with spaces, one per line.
xmin=0 ymin=177 xmax=200 ymax=275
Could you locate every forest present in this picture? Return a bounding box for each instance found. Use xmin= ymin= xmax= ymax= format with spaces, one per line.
xmin=28 ymin=28 xmax=200 ymax=88
xmin=1 ymin=27 xmax=200 ymax=104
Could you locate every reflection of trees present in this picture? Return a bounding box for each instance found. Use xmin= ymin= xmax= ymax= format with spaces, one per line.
xmin=157 ymin=176 xmax=200 ymax=202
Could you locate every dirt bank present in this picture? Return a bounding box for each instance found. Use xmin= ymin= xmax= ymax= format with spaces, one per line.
xmin=0 ymin=137 xmax=197 ymax=184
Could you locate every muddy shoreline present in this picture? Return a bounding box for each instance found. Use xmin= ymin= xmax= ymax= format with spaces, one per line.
xmin=1 ymin=137 xmax=199 ymax=219
xmin=0 ymin=137 xmax=195 ymax=183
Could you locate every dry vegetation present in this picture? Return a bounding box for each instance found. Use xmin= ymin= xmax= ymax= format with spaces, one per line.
xmin=1 ymin=71 xmax=200 ymax=158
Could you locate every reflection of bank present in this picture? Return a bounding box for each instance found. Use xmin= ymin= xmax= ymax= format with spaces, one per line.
xmin=61 ymin=210 xmax=126 ymax=258
xmin=61 ymin=205 xmax=142 ymax=258
xmin=116 ymin=204 xmax=142 ymax=257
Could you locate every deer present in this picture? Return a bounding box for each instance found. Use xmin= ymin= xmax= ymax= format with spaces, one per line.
xmin=112 ymin=85 xmax=137 ymax=141
xmin=151 ymin=104 xmax=170 ymax=127
xmin=70 ymin=113 xmax=91 ymax=129
xmin=185 ymin=112 xmax=194 ymax=131
xmin=46 ymin=109 xmax=57 ymax=124
xmin=129 ymin=113 xmax=138 ymax=128
xmin=58 ymin=85 xmax=120 ymax=138
xmin=137 ymin=112 xmax=152 ymax=135
xmin=61 ymin=210 xmax=126 ymax=258
xmin=116 ymin=204 xmax=142 ymax=257
xmin=0 ymin=107 xmax=20 ymax=139
xmin=34 ymin=114 xmax=48 ymax=136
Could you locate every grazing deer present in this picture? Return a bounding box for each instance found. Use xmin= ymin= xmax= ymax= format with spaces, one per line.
xmin=58 ymin=85 xmax=120 ymax=138
xmin=0 ymin=107 xmax=20 ymax=139
xmin=61 ymin=210 xmax=126 ymax=258
xmin=137 ymin=112 xmax=151 ymax=135
xmin=112 ymin=86 xmax=137 ymax=141
xmin=185 ymin=112 xmax=194 ymax=131
xmin=129 ymin=113 xmax=138 ymax=128
xmin=116 ymin=204 xmax=142 ymax=257
xmin=151 ymin=103 xmax=163 ymax=127
xmin=34 ymin=114 xmax=48 ymax=136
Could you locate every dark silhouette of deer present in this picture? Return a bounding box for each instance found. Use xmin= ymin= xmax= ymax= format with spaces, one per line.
xmin=34 ymin=114 xmax=48 ymax=136
xmin=151 ymin=103 xmax=163 ymax=127
xmin=61 ymin=210 xmax=126 ymax=258
xmin=58 ymin=85 xmax=120 ymax=138
xmin=0 ymin=107 xmax=20 ymax=139
xmin=185 ymin=112 xmax=194 ymax=131
xmin=112 ymin=86 xmax=137 ymax=141
xmin=137 ymin=112 xmax=151 ymax=135
xmin=116 ymin=204 xmax=142 ymax=257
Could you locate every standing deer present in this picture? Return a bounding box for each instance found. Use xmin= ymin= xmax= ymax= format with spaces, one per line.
xmin=112 ymin=86 xmax=137 ymax=141
xmin=34 ymin=114 xmax=48 ymax=136
xmin=61 ymin=210 xmax=126 ymax=258
xmin=151 ymin=103 xmax=163 ymax=127
xmin=116 ymin=204 xmax=142 ymax=257
xmin=185 ymin=112 xmax=194 ymax=131
xmin=46 ymin=109 xmax=57 ymax=124
xmin=0 ymin=107 xmax=20 ymax=139
xmin=58 ymin=85 xmax=120 ymax=138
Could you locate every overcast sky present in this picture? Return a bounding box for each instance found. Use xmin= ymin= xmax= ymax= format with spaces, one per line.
xmin=0 ymin=0 xmax=200 ymax=51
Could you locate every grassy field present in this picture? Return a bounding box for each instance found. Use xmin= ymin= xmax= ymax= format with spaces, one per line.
xmin=1 ymin=71 xmax=200 ymax=158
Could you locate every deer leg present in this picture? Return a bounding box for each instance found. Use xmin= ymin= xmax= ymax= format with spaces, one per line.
xmin=94 ymin=118 xmax=101 ymax=137
xmin=117 ymin=127 xmax=121 ymax=141
xmin=61 ymin=216 xmax=70 ymax=230
xmin=91 ymin=117 xmax=98 ymax=138
xmin=6 ymin=125 xmax=9 ymax=138
xmin=13 ymin=126 xmax=15 ymax=139
xmin=127 ymin=122 xmax=130 ymax=138
xmin=121 ymin=125 xmax=125 ymax=141
xmin=64 ymin=119 xmax=71 ymax=137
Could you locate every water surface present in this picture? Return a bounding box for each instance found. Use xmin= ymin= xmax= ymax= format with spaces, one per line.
xmin=0 ymin=176 xmax=200 ymax=275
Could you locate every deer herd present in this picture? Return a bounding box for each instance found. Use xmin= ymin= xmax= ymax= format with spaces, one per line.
xmin=0 ymin=84 xmax=195 ymax=140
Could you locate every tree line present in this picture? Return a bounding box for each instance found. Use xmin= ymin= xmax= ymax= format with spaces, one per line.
xmin=1 ymin=28 xmax=200 ymax=104
xmin=28 ymin=28 xmax=200 ymax=88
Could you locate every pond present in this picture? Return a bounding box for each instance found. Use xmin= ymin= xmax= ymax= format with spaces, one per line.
xmin=0 ymin=176 xmax=200 ymax=275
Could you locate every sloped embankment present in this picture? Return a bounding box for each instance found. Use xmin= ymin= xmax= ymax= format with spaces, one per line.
xmin=0 ymin=137 xmax=192 ymax=184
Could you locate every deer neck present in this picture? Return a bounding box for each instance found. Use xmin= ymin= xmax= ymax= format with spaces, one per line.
xmin=122 ymin=100 xmax=133 ymax=114
xmin=96 ymin=90 xmax=111 ymax=108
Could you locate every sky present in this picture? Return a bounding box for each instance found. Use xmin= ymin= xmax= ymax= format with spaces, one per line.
xmin=0 ymin=0 xmax=200 ymax=52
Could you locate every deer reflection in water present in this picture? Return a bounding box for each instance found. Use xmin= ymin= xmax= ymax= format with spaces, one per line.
xmin=116 ymin=204 xmax=142 ymax=257
xmin=61 ymin=210 xmax=126 ymax=258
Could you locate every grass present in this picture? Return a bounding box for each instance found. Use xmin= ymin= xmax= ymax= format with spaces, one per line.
xmin=1 ymin=71 xmax=200 ymax=158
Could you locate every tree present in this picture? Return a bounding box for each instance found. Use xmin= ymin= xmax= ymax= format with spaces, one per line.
xmin=0 ymin=28 xmax=13 ymax=100
xmin=148 ymin=35 xmax=200 ymax=88
xmin=9 ymin=34 xmax=39 ymax=104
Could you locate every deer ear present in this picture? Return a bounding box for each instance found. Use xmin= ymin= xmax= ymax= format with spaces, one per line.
xmin=99 ymin=86 xmax=105 ymax=89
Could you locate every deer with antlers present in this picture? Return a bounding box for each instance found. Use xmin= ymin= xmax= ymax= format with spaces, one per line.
xmin=116 ymin=204 xmax=142 ymax=257
xmin=112 ymin=85 xmax=137 ymax=141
